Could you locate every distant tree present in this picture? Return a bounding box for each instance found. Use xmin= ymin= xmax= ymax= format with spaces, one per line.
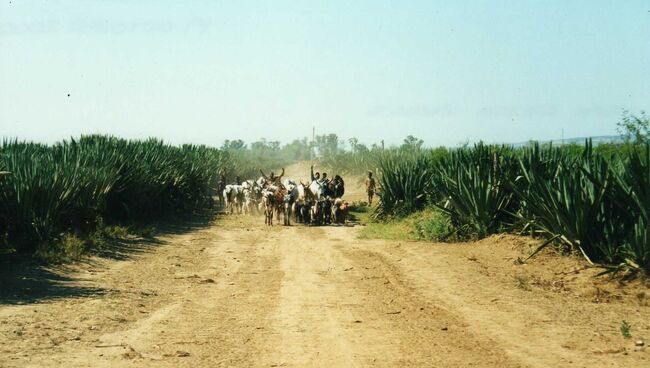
xmin=617 ymin=110 xmax=649 ymax=144
xmin=268 ymin=141 xmax=281 ymax=151
xmin=250 ymin=139 xmax=269 ymax=152
xmin=401 ymin=135 xmax=424 ymax=150
xmin=283 ymin=138 xmax=312 ymax=160
xmin=222 ymin=139 xmax=246 ymax=150
xmin=355 ymin=143 xmax=369 ymax=153
xmin=315 ymin=134 xmax=342 ymax=157
xmin=348 ymin=137 xmax=359 ymax=153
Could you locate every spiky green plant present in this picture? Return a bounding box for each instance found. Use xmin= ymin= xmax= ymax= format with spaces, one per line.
xmin=375 ymin=150 xmax=434 ymax=218
xmin=510 ymin=141 xmax=650 ymax=271
xmin=587 ymin=144 xmax=650 ymax=271
xmin=344 ymin=137 xmax=647 ymax=271
xmin=0 ymin=136 xmax=231 ymax=254
xmin=431 ymin=143 xmax=518 ymax=238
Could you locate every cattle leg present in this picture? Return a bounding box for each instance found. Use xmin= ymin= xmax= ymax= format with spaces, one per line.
xmin=265 ymin=206 xmax=273 ymax=226
xmin=284 ymin=205 xmax=291 ymax=226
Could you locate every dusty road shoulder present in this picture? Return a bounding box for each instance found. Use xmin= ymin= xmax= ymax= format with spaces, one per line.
xmin=0 ymin=215 xmax=648 ymax=367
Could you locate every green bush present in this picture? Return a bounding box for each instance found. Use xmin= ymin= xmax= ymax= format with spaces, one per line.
xmin=431 ymin=144 xmax=519 ymax=238
xmin=410 ymin=208 xmax=455 ymax=242
xmin=375 ymin=150 xmax=438 ymax=218
xmin=0 ymin=135 xmax=231 ymax=255
xmin=368 ymin=140 xmax=649 ymax=272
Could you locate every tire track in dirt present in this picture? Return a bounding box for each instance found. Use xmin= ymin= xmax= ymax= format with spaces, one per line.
xmin=259 ymin=226 xmax=360 ymax=366
xmin=363 ymin=245 xmax=571 ymax=367
xmin=255 ymin=224 xmax=520 ymax=367
xmin=340 ymin=238 xmax=649 ymax=368
xmin=0 ymin=218 xmax=287 ymax=368
xmin=1 ymin=210 xmax=648 ymax=367
xmin=93 ymin=221 xmax=287 ymax=367
xmin=324 ymin=227 xmax=521 ymax=367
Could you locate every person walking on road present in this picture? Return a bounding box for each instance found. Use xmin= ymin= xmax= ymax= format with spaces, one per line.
xmin=365 ymin=171 xmax=376 ymax=205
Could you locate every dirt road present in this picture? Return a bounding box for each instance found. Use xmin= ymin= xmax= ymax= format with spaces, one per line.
xmin=1 ymin=167 xmax=649 ymax=367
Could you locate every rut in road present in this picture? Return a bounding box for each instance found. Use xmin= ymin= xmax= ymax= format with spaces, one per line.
xmin=257 ymin=224 xmax=516 ymax=367
xmin=82 ymin=218 xmax=519 ymax=367
xmin=1 ymin=215 xmax=648 ymax=367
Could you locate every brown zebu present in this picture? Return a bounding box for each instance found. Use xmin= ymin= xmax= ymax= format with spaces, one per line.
xmin=261 ymin=188 xmax=276 ymax=226
xmin=261 ymin=184 xmax=286 ymax=226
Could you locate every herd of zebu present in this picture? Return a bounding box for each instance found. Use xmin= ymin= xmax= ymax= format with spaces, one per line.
xmin=220 ymin=168 xmax=348 ymax=226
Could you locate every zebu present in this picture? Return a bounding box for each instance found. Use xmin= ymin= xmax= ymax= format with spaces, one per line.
xmin=282 ymin=193 xmax=293 ymax=226
xmin=299 ymin=201 xmax=312 ymax=224
xmin=255 ymin=176 xmax=266 ymax=188
xmin=325 ymin=176 xmax=346 ymax=224
xmin=290 ymin=182 xmax=309 ymax=223
xmin=322 ymin=198 xmax=332 ymax=224
xmin=306 ymin=179 xmax=327 ymax=202
xmin=311 ymin=199 xmax=324 ymax=226
xmin=242 ymin=188 xmax=255 ymax=215
xmin=274 ymin=186 xmax=286 ymax=223
xmin=305 ymin=180 xmax=334 ymax=225
xmin=260 ymin=184 xmax=286 ymax=226
xmin=281 ymin=179 xmax=297 ymax=226
xmin=283 ymin=178 xmax=311 ymax=225
xmin=332 ymin=198 xmax=349 ymax=224
xmin=261 ymin=188 xmax=274 ymax=226
xmin=222 ymin=184 xmax=244 ymax=214
xmin=242 ymin=179 xmax=262 ymax=215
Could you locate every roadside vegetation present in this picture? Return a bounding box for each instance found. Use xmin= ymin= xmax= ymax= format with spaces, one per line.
xmin=356 ymin=207 xmax=454 ymax=242
xmin=0 ymin=135 xmax=232 ymax=260
xmin=0 ymin=135 xmax=338 ymax=261
xmin=343 ymin=112 xmax=650 ymax=275
xmin=2 ymin=111 xmax=647 ymax=273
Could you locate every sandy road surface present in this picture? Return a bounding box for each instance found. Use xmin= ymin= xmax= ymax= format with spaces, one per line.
xmin=1 ymin=165 xmax=649 ymax=367
xmin=2 ymin=216 xmax=649 ymax=367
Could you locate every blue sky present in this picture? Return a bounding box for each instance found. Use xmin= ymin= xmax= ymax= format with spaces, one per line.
xmin=1 ymin=1 xmax=648 ymax=147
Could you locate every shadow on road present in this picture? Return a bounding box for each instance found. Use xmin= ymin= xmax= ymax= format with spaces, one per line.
xmin=0 ymin=261 xmax=105 ymax=305
xmin=0 ymin=209 xmax=218 ymax=306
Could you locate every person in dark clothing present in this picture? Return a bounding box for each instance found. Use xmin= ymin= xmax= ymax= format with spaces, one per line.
xmin=217 ymin=174 xmax=227 ymax=205
xmin=260 ymin=168 xmax=285 ymax=186
xmin=332 ymin=174 xmax=345 ymax=198
xmin=365 ymin=171 xmax=376 ymax=205
xmin=310 ymin=165 xmax=320 ymax=182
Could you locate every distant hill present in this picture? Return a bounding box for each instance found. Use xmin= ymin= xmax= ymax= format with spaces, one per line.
xmin=512 ymin=135 xmax=625 ymax=147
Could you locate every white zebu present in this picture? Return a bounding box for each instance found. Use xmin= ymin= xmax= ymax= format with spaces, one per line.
xmin=241 ymin=179 xmax=262 ymax=215
xmin=305 ymin=180 xmax=325 ymax=223
xmin=307 ymin=179 xmax=327 ymax=201
xmin=260 ymin=184 xmax=281 ymax=226
xmin=281 ymin=179 xmax=301 ymax=225
xmin=288 ymin=180 xmax=308 ymax=223
xmin=222 ymin=184 xmax=244 ymax=214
